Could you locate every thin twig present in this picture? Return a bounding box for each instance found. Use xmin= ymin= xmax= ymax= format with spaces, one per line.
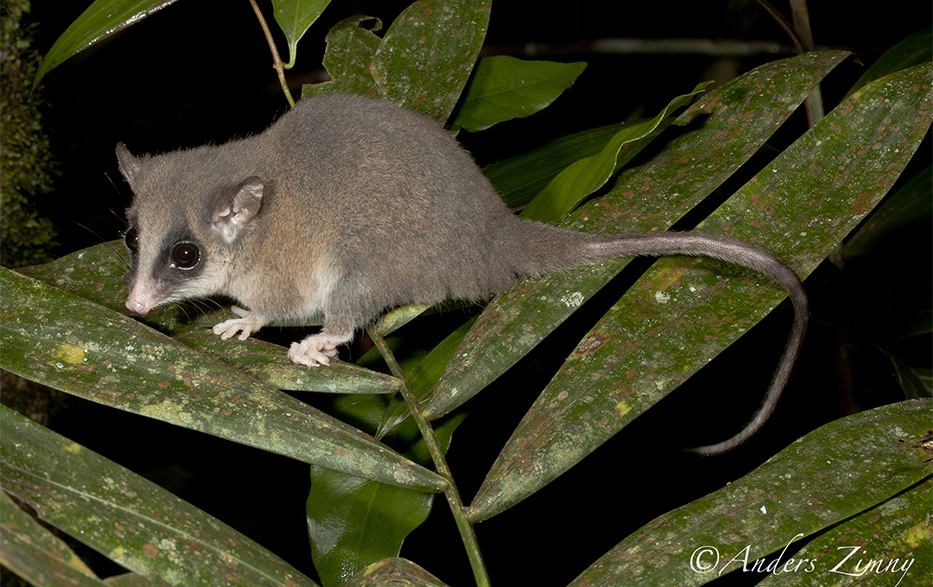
xmin=368 ymin=327 xmax=491 ymax=587
xmin=247 ymin=0 xmax=295 ymax=107
xmin=755 ymin=0 xmax=823 ymax=126
xmin=789 ymin=0 xmax=824 ymax=125
xmin=753 ymin=0 xmax=805 ymax=53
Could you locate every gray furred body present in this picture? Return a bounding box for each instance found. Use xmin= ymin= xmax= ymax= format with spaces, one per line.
xmin=119 ymin=93 xmax=808 ymax=454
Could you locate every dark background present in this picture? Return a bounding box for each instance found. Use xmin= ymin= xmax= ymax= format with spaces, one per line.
xmin=10 ymin=1 xmax=932 ymax=585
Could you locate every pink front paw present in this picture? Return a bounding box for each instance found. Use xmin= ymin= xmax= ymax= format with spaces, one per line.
xmin=213 ymin=306 xmax=267 ymax=341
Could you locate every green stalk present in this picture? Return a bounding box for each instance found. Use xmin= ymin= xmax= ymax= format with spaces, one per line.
xmin=368 ymin=327 xmax=491 ymax=587
xmin=247 ymin=0 xmax=295 ymax=108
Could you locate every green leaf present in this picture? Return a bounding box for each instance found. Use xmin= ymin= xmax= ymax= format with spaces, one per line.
xmin=305 ymin=375 xmax=469 ymax=584
xmin=18 ymin=241 xmax=165 ymax=326
xmin=306 ymin=394 xmax=466 ymax=585
xmin=885 ymin=310 xmax=933 ymax=341
xmin=886 ymin=350 xmax=933 ymax=399
xmin=485 ymin=122 xmax=632 ymax=210
xmin=108 ymin=574 xmax=176 ymax=587
xmin=370 ymin=0 xmax=492 ymax=121
xmin=0 ymin=493 xmax=116 ymax=587
xmin=301 ymin=16 xmax=383 ymax=99
xmin=303 ymin=0 xmax=491 ymax=121
xmin=423 ymin=50 xmax=853 ymax=421
xmin=846 ymin=27 xmax=932 ymax=99
xmin=467 ymin=61 xmax=933 ymax=522
xmin=565 ymin=399 xmax=932 ymax=586
xmin=307 ymin=469 xmax=433 ymax=587
xmin=757 ymin=477 xmax=931 ymax=586
xmin=35 ymin=0 xmax=181 ymax=86
xmin=173 ymin=329 xmax=402 ymax=394
xmin=18 ymin=243 xmax=404 ymax=394
xmin=0 ymin=267 xmax=446 ymax=492
xmin=376 ymin=317 xmax=476 ymax=440
xmin=453 ymin=56 xmax=587 ymax=133
xmin=832 ymin=166 xmax=932 ymax=268
xmin=346 ymin=558 xmax=450 ymax=586
xmin=0 ymin=405 xmax=319 ymax=587
xmin=271 ymin=0 xmax=333 ymax=68
xmin=519 ymin=81 xmax=709 ymax=222
xmin=374 ymin=304 xmax=432 ymax=337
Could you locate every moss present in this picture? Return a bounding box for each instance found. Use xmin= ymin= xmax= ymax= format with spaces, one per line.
xmin=1 ymin=0 xmax=58 ymax=268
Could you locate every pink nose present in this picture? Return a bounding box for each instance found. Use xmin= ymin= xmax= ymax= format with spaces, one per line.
xmin=126 ymin=298 xmax=149 ymax=315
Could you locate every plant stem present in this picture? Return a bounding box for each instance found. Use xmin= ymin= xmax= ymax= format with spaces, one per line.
xmin=247 ymin=0 xmax=295 ymax=108
xmin=367 ymin=327 xmax=491 ymax=587
xmin=755 ymin=0 xmax=823 ymax=126
xmin=788 ymin=0 xmax=824 ymax=125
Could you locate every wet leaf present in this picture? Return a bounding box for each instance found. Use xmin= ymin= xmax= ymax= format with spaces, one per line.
xmin=0 ymin=406 xmax=319 ymax=587
xmin=35 ymin=0 xmax=181 ymax=86
xmin=566 ymin=399 xmax=932 ymax=586
xmin=468 ymin=61 xmax=933 ymax=522
xmin=453 ymin=56 xmax=587 ymax=132
xmin=272 ymin=0 xmax=333 ymax=68
xmin=0 ymin=267 xmax=446 ymax=492
xmin=423 ymin=50 xmax=853 ymax=421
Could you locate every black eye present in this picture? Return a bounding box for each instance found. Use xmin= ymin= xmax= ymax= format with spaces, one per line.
xmin=124 ymin=227 xmax=139 ymax=253
xmin=172 ymin=242 xmax=200 ymax=269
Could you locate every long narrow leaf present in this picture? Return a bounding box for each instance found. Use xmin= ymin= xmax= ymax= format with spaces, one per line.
xmin=0 ymin=267 xmax=446 ymax=492
xmin=468 ymin=62 xmax=933 ymax=522
xmin=0 ymin=406 xmax=319 ymax=587
xmin=485 ymin=121 xmax=633 ymax=210
xmin=18 ymin=243 xmax=404 ymax=394
xmin=0 ymin=493 xmax=114 ymax=587
xmin=845 ymin=26 xmax=931 ymax=99
xmin=35 ymin=0 xmax=181 ymax=85
xmin=519 ymin=81 xmax=709 ymax=222
xmin=423 ymin=50 xmax=852 ymax=420
xmin=566 ymin=399 xmax=932 ymax=586
xmin=757 ymin=477 xmax=931 ymax=586
xmin=831 ymin=166 xmax=932 ymax=268
xmin=346 ymin=558 xmax=450 ymax=586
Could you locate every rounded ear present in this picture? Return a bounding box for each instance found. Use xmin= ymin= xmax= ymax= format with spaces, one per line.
xmin=211 ymin=177 xmax=264 ymax=243
xmin=116 ymin=142 xmax=141 ymax=185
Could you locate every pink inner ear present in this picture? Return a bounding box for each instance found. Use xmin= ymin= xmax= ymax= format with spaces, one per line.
xmin=211 ymin=177 xmax=264 ymax=242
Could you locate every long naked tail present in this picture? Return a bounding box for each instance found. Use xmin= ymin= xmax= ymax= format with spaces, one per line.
xmin=511 ymin=221 xmax=809 ymax=455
